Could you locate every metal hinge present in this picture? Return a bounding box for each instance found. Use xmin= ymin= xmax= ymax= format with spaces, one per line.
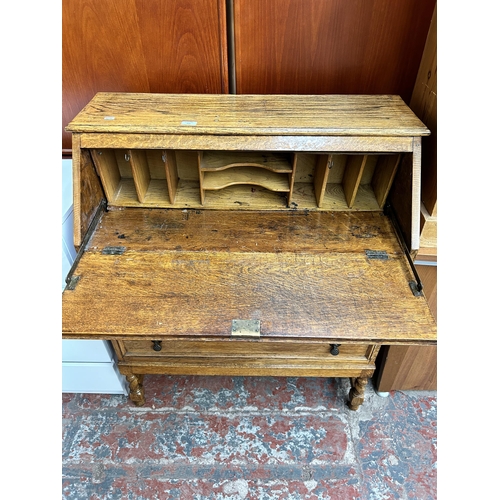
xmin=365 ymin=250 xmax=388 ymax=260
xmin=64 ymin=199 xmax=107 ymax=289
xmin=384 ymin=203 xmax=424 ymax=297
xmin=101 ymin=246 xmax=126 ymax=255
xmin=231 ymin=320 xmax=261 ymax=338
xmin=66 ymin=275 xmax=81 ymax=290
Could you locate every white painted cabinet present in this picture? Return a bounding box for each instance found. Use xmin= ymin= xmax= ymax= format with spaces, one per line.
xmin=62 ymin=159 xmax=128 ymax=394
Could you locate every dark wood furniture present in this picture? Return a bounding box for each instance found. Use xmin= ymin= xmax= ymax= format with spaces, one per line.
xmin=233 ymin=0 xmax=436 ymax=98
xmin=62 ymin=93 xmax=437 ymax=409
xmin=62 ymin=0 xmax=228 ymax=155
xmin=63 ymin=0 xmax=436 ymax=156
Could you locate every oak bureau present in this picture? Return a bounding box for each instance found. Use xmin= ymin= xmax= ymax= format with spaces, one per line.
xmin=62 ymin=93 xmax=437 ymax=410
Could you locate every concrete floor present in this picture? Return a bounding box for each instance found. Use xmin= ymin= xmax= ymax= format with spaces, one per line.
xmin=62 ymin=375 xmax=437 ymax=499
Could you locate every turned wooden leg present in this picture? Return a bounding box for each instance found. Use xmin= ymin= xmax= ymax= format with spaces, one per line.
xmin=348 ymin=376 xmax=368 ymax=411
xmin=126 ymin=374 xmax=145 ymax=407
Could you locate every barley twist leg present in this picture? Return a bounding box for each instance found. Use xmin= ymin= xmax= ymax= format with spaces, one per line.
xmin=126 ymin=374 xmax=145 ymax=407
xmin=348 ymin=376 xmax=368 ymax=411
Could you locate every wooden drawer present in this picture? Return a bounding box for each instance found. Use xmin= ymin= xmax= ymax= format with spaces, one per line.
xmin=119 ymin=339 xmax=377 ymax=362
xmin=113 ymin=339 xmax=380 ymax=379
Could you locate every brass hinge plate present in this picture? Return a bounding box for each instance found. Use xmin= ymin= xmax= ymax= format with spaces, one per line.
xmin=231 ymin=320 xmax=261 ymax=338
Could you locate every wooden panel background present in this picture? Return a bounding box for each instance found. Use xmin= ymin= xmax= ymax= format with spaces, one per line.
xmin=63 ymin=0 xmax=436 ymax=154
xmin=410 ymin=6 xmax=437 ymax=217
xmin=62 ymin=0 xmax=228 ymax=154
xmin=234 ymin=0 xmax=436 ymax=99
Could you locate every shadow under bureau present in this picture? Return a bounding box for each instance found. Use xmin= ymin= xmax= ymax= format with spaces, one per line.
xmin=62 ymin=93 xmax=437 ymax=410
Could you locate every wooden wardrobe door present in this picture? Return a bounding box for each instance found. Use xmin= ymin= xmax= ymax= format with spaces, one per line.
xmin=234 ymin=0 xmax=435 ymax=98
xmin=62 ymin=0 xmax=228 ymax=154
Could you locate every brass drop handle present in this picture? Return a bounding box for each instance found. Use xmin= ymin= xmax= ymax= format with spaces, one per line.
xmin=152 ymin=340 xmax=162 ymax=352
xmin=330 ymin=344 xmax=341 ymax=356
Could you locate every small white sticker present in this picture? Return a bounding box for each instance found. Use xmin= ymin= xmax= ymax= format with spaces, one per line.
xmin=104 ymin=116 xmax=115 ymax=120
xmin=181 ymin=120 xmax=197 ymax=126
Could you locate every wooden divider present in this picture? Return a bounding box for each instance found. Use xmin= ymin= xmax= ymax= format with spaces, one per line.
xmin=287 ymin=153 xmax=298 ymax=205
xmin=313 ymin=154 xmax=333 ymax=208
xmin=129 ymin=150 xmax=150 ymax=203
xmin=372 ymin=154 xmax=401 ymax=208
xmin=90 ymin=149 xmax=123 ymax=202
xmin=197 ymin=151 xmax=206 ymax=205
xmin=343 ymin=155 xmax=368 ymax=208
xmin=163 ymin=150 xmax=179 ymax=204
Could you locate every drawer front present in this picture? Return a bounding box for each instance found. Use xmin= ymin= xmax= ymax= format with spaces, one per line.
xmin=119 ymin=340 xmax=377 ymax=362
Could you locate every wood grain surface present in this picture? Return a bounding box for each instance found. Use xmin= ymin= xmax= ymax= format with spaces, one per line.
xmin=73 ymin=141 xmax=105 ymax=247
xmin=66 ymin=93 xmax=430 ymax=137
xmin=234 ymin=0 xmax=436 ymax=99
xmin=63 ymin=210 xmax=436 ymax=343
xmin=83 ymin=209 xmax=399 ymax=254
xmin=80 ymin=133 xmax=415 ymax=153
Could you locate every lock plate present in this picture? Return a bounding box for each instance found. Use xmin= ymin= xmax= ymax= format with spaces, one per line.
xmin=231 ymin=320 xmax=261 ymax=338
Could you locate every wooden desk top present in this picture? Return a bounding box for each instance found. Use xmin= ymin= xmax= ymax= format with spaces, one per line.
xmin=62 ymin=209 xmax=437 ymax=344
xmin=66 ymin=93 xmax=430 ymax=137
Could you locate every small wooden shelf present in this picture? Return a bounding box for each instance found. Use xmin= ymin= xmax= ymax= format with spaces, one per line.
xmin=202 ymin=167 xmax=291 ymax=191
xmin=313 ymin=154 xmax=401 ymax=210
xmin=202 ymin=184 xmax=289 ymax=209
xmin=200 ymin=151 xmax=293 ymax=173
xmin=91 ymin=148 xmax=178 ymax=206
xmin=110 ymin=179 xmax=171 ymax=207
xmin=198 ymin=151 xmax=296 ymax=205
xmin=88 ymin=149 xmax=401 ymax=212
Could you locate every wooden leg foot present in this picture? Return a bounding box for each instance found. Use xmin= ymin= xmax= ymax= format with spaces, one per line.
xmin=126 ymin=374 xmax=145 ymax=406
xmin=348 ymin=376 xmax=368 ymax=411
